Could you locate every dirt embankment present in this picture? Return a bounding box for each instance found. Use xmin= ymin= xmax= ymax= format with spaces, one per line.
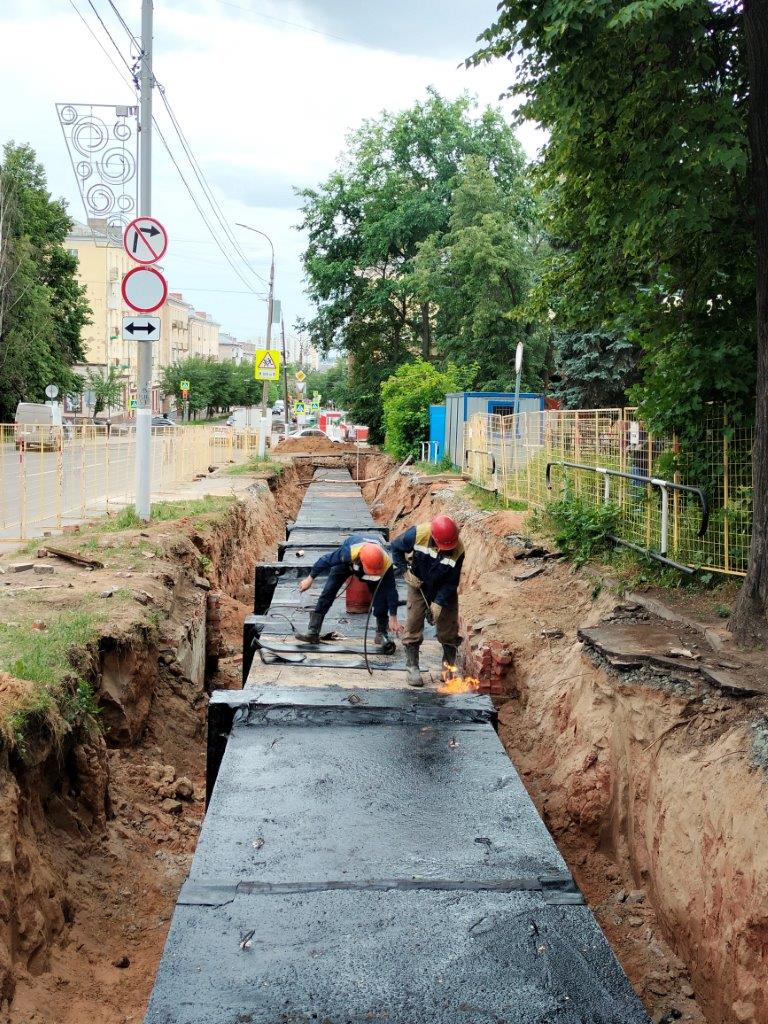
xmin=1 ymin=468 xmax=302 ymax=1024
xmin=364 ymin=453 xmax=768 ymax=1024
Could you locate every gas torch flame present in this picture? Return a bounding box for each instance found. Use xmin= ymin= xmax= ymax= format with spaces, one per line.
xmin=438 ymin=665 xmax=481 ymax=695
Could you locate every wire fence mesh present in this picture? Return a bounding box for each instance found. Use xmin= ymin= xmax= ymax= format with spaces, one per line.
xmin=0 ymin=423 xmax=266 ymax=542
xmin=463 ymin=407 xmax=754 ymax=577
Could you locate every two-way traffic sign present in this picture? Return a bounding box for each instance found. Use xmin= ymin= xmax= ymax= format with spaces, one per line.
xmin=123 ymin=217 xmax=169 ymax=265
xmin=122 ymin=315 xmax=161 ymax=341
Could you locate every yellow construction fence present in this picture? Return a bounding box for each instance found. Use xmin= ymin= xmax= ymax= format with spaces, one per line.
xmin=463 ymin=407 xmax=753 ymax=577
xmin=0 ymin=423 xmax=266 ymax=542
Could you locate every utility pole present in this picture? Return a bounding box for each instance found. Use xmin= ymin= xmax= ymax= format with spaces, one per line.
xmin=235 ymin=224 xmax=275 ymax=420
xmin=135 ymin=0 xmax=154 ymax=520
xmin=264 ymin=254 xmax=274 ymax=418
xmin=280 ymin=314 xmax=290 ymax=439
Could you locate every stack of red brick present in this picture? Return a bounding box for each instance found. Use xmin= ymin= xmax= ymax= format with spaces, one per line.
xmin=461 ymin=635 xmax=514 ymax=699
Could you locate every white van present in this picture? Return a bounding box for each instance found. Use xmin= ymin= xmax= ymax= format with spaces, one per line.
xmin=14 ymin=402 xmax=69 ymax=451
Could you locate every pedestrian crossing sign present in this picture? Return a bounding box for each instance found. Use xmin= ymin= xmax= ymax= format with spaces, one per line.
xmin=254 ymin=348 xmax=281 ymax=381
xmin=310 ymin=401 xmax=319 ymax=412
xmin=294 ymin=401 xmax=306 ymax=414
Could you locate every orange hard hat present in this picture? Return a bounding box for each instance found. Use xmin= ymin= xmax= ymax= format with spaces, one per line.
xmin=359 ymin=542 xmax=386 ymax=576
xmin=431 ymin=514 xmax=459 ymax=551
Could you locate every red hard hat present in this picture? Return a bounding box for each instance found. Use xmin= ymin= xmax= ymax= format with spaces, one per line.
xmin=431 ymin=515 xmax=459 ymax=551
xmin=359 ymin=542 xmax=386 ymax=576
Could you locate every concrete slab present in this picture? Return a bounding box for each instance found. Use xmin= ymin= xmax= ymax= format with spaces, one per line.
xmin=145 ymin=889 xmax=649 ymax=1024
xmin=194 ymin=719 xmax=568 ymax=884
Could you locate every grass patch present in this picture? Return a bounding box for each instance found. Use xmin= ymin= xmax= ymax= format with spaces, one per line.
xmin=225 ymin=456 xmax=284 ymax=477
xmin=462 ymin=484 xmax=529 ymax=513
xmin=95 ymin=495 xmax=236 ymax=532
xmin=415 ymin=458 xmax=459 ymax=476
xmin=0 ymin=605 xmax=108 ymax=755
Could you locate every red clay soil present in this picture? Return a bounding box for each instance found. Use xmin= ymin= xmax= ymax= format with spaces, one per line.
xmin=273 ymin=436 xmax=360 ymax=454
xmin=362 ymin=454 xmax=768 ymax=1024
xmin=2 ymin=470 xmax=304 ymax=1024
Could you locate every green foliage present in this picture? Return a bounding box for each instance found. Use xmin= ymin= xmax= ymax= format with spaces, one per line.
xmin=225 ymin=456 xmax=284 ymax=477
xmin=160 ymin=356 xmax=279 ymax=416
xmin=82 ymin=365 xmax=124 ymax=420
xmin=299 ymin=359 xmax=349 ymax=410
xmin=299 ymin=91 xmax=537 ymax=435
xmin=471 ymin=2 xmax=752 ymax=433
xmin=553 ymin=329 xmax=640 ymax=409
xmin=0 ymin=143 xmax=90 ymax=419
xmin=412 ymin=156 xmax=547 ymax=390
xmin=381 ymin=359 xmax=473 ymax=459
xmin=544 ymin=495 xmax=620 ymax=566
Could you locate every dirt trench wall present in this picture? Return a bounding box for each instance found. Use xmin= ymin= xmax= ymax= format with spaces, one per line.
xmin=0 ymin=476 xmax=301 ymax=1018
xmin=363 ymin=457 xmax=768 ymax=1023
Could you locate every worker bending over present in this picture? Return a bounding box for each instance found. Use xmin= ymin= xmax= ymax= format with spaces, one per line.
xmin=296 ymin=536 xmax=401 ymax=650
xmin=391 ymin=514 xmax=464 ymax=688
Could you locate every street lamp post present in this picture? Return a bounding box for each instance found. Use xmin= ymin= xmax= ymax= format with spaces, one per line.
xmin=236 ymin=223 xmax=274 ymax=419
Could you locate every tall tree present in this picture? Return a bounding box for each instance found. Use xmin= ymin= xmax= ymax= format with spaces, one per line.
xmin=731 ymin=0 xmax=768 ymax=642
xmin=298 ymin=91 xmax=530 ymax=437
xmin=0 ymin=143 xmax=89 ymax=419
xmin=412 ymin=156 xmax=545 ymax=390
xmin=470 ymin=1 xmax=751 ymax=435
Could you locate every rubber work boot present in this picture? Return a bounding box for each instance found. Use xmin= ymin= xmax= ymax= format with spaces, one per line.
xmin=374 ymin=616 xmax=396 ymax=655
xmin=404 ymin=643 xmax=424 ymax=688
xmin=295 ymin=611 xmax=324 ymax=644
xmin=441 ymin=644 xmax=459 ymax=670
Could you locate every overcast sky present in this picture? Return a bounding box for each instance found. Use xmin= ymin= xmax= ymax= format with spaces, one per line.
xmin=0 ymin=1 xmax=541 ymax=342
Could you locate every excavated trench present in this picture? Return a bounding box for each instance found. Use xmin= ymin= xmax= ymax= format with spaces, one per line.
xmin=2 ymin=449 xmax=767 ymax=1024
xmin=361 ymin=455 xmax=768 ymax=1024
xmin=1 ymin=466 xmax=306 ymax=1024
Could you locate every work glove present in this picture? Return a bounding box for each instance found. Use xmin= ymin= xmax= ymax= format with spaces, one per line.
xmin=404 ymin=570 xmax=423 ymax=589
xmin=430 ymin=602 xmax=443 ymax=623
xmin=388 ymin=615 xmax=402 ymax=635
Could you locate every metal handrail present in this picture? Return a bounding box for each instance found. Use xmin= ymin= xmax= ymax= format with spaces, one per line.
xmin=545 ymin=460 xmax=709 ymax=571
xmin=465 ymin=449 xmax=496 ymax=475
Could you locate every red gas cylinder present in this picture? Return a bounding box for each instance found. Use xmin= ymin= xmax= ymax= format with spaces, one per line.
xmin=345 ymin=575 xmax=372 ymax=613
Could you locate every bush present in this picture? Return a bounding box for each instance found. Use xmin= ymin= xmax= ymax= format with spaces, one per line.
xmin=381 ymin=359 xmax=473 ymax=460
xmin=545 ymin=495 xmax=619 ymax=566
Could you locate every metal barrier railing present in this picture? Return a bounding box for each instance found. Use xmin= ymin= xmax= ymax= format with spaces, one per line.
xmin=464 ymin=449 xmax=497 ymax=492
xmin=546 ymin=460 xmax=709 ymax=573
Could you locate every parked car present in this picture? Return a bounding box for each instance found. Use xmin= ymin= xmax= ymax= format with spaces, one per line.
xmin=272 ymin=399 xmax=285 ymax=415
xmin=151 ymin=415 xmax=176 ymax=429
xmin=14 ymin=402 xmax=69 ymax=451
xmin=290 ymin=427 xmax=336 ymax=440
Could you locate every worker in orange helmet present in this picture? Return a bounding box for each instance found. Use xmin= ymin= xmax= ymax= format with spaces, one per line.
xmin=391 ymin=514 xmax=463 ymax=687
xmin=296 ymin=535 xmax=401 ymax=650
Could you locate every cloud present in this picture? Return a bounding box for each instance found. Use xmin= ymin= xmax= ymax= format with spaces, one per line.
xmin=0 ymin=0 xmax=544 ymax=341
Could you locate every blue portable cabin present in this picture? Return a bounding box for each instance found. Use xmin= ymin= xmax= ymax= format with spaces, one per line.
xmin=443 ymin=391 xmax=544 ymax=468
xmin=427 ymin=404 xmax=446 ymax=462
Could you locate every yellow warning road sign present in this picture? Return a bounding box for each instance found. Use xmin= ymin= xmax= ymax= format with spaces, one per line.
xmin=254 ymin=349 xmax=282 ymax=381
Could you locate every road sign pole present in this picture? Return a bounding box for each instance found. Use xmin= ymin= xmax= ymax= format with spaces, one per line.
xmin=135 ymin=0 xmax=154 ymax=521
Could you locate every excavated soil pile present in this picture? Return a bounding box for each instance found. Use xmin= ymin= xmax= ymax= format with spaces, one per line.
xmin=273 ymin=435 xmax=367 ymax=455
xmin=361 ymin=452 xmax=768 ymax=1024
xmin=0 ymin=469 xmax=304 ymax=1024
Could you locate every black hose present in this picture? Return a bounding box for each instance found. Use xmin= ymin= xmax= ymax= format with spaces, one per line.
xmin=363 ymin=576 xmax=385 ymax=676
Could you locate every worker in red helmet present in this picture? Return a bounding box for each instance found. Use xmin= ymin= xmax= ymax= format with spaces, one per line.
xmin=296 ymin=535 xmax=401 ymax=650
xmin=391 ymin=515 xmax=463 ymax=687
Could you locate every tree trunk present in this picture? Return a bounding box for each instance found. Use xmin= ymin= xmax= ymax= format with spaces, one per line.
xmin=731 ymin=0 xmax=768 ymax=643
xmin=420 ymin=302 xmax=432 ymax=359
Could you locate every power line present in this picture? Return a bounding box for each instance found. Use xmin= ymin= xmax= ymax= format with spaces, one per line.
xmin=66 ymin=0 xmax=136 ymax=91
xmin=212 ymin=0 xmax=357 ymax=46
xmin=106 ymin=0 xmax=270 ymax=289
xmin=68 ymin=1 xmax=267 ymax=300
